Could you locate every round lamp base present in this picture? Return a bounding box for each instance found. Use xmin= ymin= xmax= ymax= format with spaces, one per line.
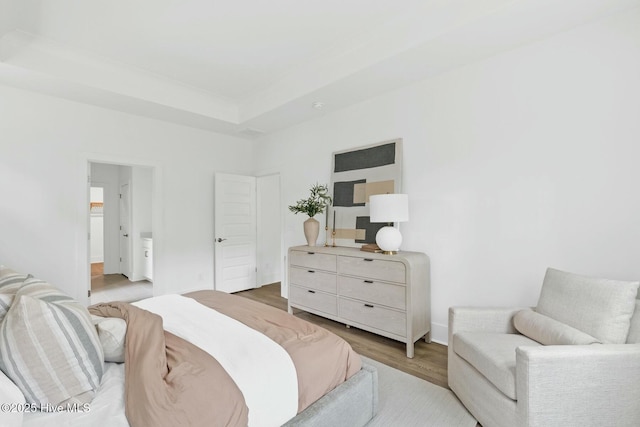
xmin=375 ymin=226 xmax=402 ymax=254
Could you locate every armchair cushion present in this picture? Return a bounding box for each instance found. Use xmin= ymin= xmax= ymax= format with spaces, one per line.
xmin=453 ymin=332 xmax=541 ymax=400
xmin=627 ymin=300 xmax=640 ymax=344
xmin=537 ymin=268 xmax=639 ymax=344
xmin=513 ymin=309 xmax=601 ymax=345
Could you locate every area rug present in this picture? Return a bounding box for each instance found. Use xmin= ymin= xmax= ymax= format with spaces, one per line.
xmin=362 ymin=357 xmax=477 ymax=427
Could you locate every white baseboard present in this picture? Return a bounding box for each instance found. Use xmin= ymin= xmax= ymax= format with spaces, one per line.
xmin=258 ymin=273 xmax=280 ymax=287
xmin=430 ymin=322 xmax=448 ymax=346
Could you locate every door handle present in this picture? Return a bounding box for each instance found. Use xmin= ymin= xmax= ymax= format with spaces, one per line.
xmin=123 ymin=234 xmax=129 ymax=237
xmin=216 ymin=238 xmax=227 ymax=243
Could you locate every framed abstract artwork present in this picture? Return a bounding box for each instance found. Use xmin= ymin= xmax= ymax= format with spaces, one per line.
xmin=328 ymin=138 xmax=403 ymax=247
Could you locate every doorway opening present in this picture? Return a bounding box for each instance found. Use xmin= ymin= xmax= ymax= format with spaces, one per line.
xmin=89 ymin=162 xmax=153 ymax=304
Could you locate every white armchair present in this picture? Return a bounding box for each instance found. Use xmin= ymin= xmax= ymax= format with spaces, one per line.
xmin=448 ymin=268 xmax=640 ymax=427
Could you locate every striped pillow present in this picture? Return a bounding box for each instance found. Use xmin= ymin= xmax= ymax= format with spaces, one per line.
xmin=0 ymin=265 xmax=28 ymax=294
xmin=0 ymin=278 xmax=104 ymax=407
xmin=0 ymin=294 xmax=14 ymax=323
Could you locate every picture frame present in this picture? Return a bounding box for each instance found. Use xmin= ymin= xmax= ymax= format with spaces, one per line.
xmin=328 ymin=138 xmax=403 ymax=247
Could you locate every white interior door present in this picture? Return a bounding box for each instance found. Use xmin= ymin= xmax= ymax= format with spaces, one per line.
xmin=214 ymin=173 xmax=257 ymax=293
xmin=119 ymin=183 xmax=131 ymax=278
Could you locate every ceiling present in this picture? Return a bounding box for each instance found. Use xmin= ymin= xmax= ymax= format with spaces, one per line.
xmin=0 ymin=0 xmax=638 ymax=138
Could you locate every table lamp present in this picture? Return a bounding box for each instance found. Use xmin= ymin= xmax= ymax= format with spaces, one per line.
xmin=369 ymin=193 xmax=409 ymax=255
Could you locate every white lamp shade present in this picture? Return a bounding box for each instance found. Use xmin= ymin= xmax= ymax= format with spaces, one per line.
xmin=369 ymin=194 xmax=409 ymax=223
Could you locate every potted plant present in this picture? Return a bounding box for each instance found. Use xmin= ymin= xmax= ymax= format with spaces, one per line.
xmin=288 ymin=183 xmax=332 ymax=246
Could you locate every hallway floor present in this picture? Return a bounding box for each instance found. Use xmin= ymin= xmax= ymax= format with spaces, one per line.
xmin=91 ymin=263 xmax=153 ymax=305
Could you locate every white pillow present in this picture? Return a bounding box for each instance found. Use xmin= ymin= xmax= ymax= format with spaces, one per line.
xmin=514 ymin=309 xmax=601 ymax=345
xmin=0 ymin=369 xmax=25 ymax=427
xmin=92 ymin=317 xmax=127 ymax=363
xmin=626 ymin=300 xmax=640 ymax=344
xmin=537 ymin=268 xmax=639 ymax=344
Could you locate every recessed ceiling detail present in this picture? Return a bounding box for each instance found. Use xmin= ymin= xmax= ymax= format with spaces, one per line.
xmin=0 ymin=0 xmax=637 ymax=138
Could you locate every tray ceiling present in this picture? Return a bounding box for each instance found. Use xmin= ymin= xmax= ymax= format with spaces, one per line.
xmin=0 ymin=0 xmax=637 ymax=137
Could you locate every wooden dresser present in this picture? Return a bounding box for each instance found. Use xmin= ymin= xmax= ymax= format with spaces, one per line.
xmin=287 ymin=245 xmax=430 ymax=358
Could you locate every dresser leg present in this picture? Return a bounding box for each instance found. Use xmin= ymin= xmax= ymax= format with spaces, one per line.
xmin=424 ymin=331 xmax=431 ymax=343
xmin=406 ymin=343 xmax=414 ymax=358
xmin=288 ymin=306 xmax=293 ymax=314
xmin=346 ymin=324 xmax=351 ymax=329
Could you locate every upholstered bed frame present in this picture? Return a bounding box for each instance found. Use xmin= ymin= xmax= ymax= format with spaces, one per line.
xmin=285 ymin=363 xmax=378 ymax=426
xmin=1 ymin=264 xmax=379 ymax=427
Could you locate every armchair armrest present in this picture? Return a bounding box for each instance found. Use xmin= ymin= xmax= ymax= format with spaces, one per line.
xmin=516 ymin=344 xmax=640 ymax=427
xmin=449 ymin=306 xmax=526 ymax=339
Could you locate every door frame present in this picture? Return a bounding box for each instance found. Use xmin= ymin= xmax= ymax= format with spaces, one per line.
xmin=118 ymin=181 xmax=132 ymax=278
xmin=81 ymin=153 xmax=162 ymax=306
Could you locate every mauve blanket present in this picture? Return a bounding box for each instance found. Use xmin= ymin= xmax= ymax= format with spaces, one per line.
xmin=90 ymin=290 xmax=361 ymax=426
xmin=185 ymin=290 xmax=362 ymax=413
xmin=89 ymin=301 xmax=248 ymax=427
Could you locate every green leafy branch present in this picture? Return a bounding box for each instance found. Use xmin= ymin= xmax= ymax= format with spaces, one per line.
xmin=288 ymin=183 xmax=332 ymax=217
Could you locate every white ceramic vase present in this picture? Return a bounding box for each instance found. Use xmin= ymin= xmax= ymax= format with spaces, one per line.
xmin=303 ymin=217 xmax=320 ymax=246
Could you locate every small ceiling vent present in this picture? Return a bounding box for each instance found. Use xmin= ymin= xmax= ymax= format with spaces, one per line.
xmin=237 ymin=128 xmax=266 ymax=138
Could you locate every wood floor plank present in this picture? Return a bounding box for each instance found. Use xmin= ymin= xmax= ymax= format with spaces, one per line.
xmin=236 ymin=282 xmax=449 ymax=389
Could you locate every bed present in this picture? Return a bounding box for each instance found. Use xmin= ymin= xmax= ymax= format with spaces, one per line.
xmin=0 ymin=265 xmax=378 ymax=427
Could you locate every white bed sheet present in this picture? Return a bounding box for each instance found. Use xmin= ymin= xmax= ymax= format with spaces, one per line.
xmin=22 ymin=363 xmax=128 ymax=427
xmin=133 ymin=294 xmax=299 ymax=427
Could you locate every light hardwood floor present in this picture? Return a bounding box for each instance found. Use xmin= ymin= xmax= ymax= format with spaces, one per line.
xmin=236 ymin=282 xmax=449 ymax=389
xmin=90 ymin=263 xmax=153 ymax=305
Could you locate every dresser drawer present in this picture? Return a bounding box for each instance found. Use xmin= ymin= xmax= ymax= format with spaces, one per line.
xmin=338 ymin=276 xmax=405 ymax=310
xmin=290 ymin=267 xmax=336 ymax=293
xmin=339 ymin=297 xmax=406 ymax=337
xmin=290 ymin=250 xmax=337 ymax=272
xmin=290 ymin=285 xmax=337 ymax=316
xmin=338 ymin=256 xmax=405 ymax=283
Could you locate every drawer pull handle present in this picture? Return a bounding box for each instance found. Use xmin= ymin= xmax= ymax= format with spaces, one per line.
xmin=364 ymin=304 xmax=374 ymax=308
xmin=308 ymin=270 xmax=315 ymax=273
xmin=307 ymin=252 xmax=315 ymax=255
xmin=363 ymin=280 xmax=373 ymax=284
xmin=308 ymin=290 xmax=316 ymax=294
xmin=363 ymin=258 xmax=374 ymax=262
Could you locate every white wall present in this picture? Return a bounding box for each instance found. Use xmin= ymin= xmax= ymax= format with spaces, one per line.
xmin=257 ymin=174 xmax=282 ymax=286
xmin=130 ymin=166 xmax=153 ymax=282
xmin=0 ymin=1 xmax=15 ymax=36
xmin=254 ymin=9 xmax=640 ymax=343
xmin=0 ymin=85 xmax=254 ymax=304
